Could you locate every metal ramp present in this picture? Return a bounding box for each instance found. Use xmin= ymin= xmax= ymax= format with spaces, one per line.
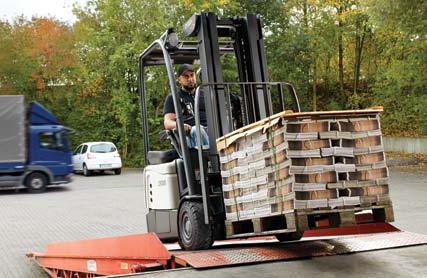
xmin=27 ymin=222 xmax=427 ymax=277
xmin=171 ymin=230 xmax=427 ymax=268
xmin=27 ymin=233 xmax=172 ymax=277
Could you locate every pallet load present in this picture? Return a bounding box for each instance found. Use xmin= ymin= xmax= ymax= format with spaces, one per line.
xmin=216 ymin=107 xmax=394 ymax=239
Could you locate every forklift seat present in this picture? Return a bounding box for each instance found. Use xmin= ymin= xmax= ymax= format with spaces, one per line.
xmin=147 ymin=149 xmax=179 ymax=165
xmin=145 ymin=130 xmax=181 ymax=165
xmin=152 ymin=128 xmax=209 ymax=166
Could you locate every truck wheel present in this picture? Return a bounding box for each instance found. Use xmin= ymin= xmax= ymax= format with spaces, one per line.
xmin=275 ymin=231 xmax=303 ymax=242
xmin=25 ymin=172 xmax=47 ymax=193
xmin=114 ymin=168 xmax=121 ymax=175
xmin=83 ymin=164 xmax=91 ymax=177
xmin=178 ymin=201 xmax=214 ymax=250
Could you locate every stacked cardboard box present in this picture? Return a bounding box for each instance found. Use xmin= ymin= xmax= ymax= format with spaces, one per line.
xmin=286 ymin=114 xmax=390 ymax=209
xmin=219 ymin=123 xmax=294 ymax=221
xmin=217 ymin=107 xmax=391 ymax=224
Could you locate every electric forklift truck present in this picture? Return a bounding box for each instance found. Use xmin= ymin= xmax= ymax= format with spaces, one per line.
xmin=27 ymin=12 xmax=426 ymax=277
xmin=139 ymin=12 xmax=300 ymax=250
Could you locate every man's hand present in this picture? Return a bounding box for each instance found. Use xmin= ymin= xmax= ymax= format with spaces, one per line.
xmin=184 ymin=123 xmax=192 ymax=135
xmin=164 ymin=113 xmax=192 ymax=135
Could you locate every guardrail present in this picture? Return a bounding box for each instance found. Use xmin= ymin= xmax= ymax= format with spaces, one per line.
xmin=383 ymin=137 xmax=427 ymax=154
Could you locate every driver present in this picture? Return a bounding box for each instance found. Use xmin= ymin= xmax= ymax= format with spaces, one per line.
xmin=163 ymin=64 xmax=209 ymax=149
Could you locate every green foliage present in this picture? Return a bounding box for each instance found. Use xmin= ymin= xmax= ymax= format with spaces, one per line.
xmin=1 ymin=0 xmax=425 ymax=168
xmin=69 ymin=0 xmax=177 ymax=166
xmin=367 ymin=0 xmax=427 ymax=135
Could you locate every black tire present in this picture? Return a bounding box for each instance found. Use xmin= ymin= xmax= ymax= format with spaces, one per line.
xmin=114 ymin=168 xmax=121 ymax=175
xmin=275 ymin=231 xmax=304 ymax=242
xmin=178 ymin=201 xmax=214 ymax=250
xmin=83 ymin=164 xmax=92 ymax=177
xmin=25 ymin=172 xmax=47 ymax=193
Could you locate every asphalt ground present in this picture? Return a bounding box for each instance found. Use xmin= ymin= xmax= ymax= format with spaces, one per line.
xmin=0 ymin=166 xmax=426 ymax=277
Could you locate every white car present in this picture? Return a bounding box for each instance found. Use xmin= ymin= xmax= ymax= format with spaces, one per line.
xmin=72 ymin=142 xmax=122 ymax=176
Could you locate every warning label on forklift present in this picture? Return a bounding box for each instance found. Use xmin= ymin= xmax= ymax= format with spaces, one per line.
xmin=87 ymin=260 xmax=97 ymax=272
xmin=120 ymin=262 xmax=129 ymax=269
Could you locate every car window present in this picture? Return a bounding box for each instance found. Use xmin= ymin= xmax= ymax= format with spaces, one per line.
xmin=74 ymin=145 xmax=82 ymax=155
xmin=82 ymin=145 xmax=88 ymax=154
xmin=90 ymin=143 xmax=117 ymax=153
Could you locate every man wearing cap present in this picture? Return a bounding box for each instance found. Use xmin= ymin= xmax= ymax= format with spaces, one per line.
xmin=163 ymin=64 xmax=209 ymax=148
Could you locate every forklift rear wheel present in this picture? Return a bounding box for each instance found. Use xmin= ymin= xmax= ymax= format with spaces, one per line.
xmin=275 ymin=232 xmax=303 ymax=242
xmin=178 ymin=201 xmax=214 ymax=250
xmin=83 ymin=164 xmax=92 ymax=177
xmin=25 ymin=172 xmax=47 ymax=193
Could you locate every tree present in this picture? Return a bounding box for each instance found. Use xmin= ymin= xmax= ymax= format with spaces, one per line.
xmin=4 ymin=0 xmax=424 ymax=170
xmin=72 ymin=0 xmax=184 ymax=165
xmin=367 ymin=0 xmax=427 ymax=135
xmin=0 ymin=16 xmax=80 ymax=133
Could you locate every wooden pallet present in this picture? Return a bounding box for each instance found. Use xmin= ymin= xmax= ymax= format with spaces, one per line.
xmin=225 ymin=212 xmax=297 ymax=238
xmin=295 ymin=205 xmax=394 ymax=231
xmin=360 ymin=195 xmax=392 ymax=207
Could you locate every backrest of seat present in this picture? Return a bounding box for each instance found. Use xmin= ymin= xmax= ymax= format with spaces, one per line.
xmin=147 ymin=150 xmax=179 ymax=165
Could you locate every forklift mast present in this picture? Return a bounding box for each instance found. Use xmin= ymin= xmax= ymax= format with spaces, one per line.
xmin=186 ymin=13 xmax=273 ymax=171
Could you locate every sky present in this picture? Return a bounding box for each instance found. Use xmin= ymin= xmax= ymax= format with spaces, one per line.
xmin=0 ymin=0 xmax=88 ymax=23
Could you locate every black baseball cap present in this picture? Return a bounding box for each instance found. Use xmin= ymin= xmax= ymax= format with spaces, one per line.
xmin=176 ymin=64 xmax=195 ymax=76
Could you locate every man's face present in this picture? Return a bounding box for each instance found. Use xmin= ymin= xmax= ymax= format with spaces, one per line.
xmin=178 ymin=70 xmax=196 ymax=92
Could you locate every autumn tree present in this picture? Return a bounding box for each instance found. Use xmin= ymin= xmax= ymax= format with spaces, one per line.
xmin=0 ymin=16 xmax=80 ymax=131
xmin=4 ymin=0 xmax=424 ymax=168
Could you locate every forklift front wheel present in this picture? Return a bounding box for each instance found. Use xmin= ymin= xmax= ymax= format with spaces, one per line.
xmin=178 ymin=201 xmax=214 ymax=250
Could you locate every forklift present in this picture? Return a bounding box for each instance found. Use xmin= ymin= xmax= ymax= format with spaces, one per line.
xmin=27 ymin=12 xmax=426 ymax=278
xmin=139 ymin=12 xmax=300 ymax=250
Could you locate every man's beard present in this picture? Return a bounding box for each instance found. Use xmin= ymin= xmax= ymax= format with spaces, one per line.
xmin=183 ymin=83 xmax=196 ymax=91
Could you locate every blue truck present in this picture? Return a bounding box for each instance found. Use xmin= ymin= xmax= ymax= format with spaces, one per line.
xmin=0 ymin=95 xmax=74 ymax=192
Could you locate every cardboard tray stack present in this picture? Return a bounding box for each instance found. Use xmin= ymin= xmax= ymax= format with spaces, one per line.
xmin=216 ymin=107 xmax=392 ymax=237
xmin=218 ymin=121 xmax=294 ymax=222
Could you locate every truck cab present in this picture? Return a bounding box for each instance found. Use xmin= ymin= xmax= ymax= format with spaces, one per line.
xmin=0 ymin=96 xmax=74 ymax=192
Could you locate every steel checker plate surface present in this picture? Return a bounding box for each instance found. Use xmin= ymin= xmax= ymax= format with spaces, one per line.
xmin=172 ymin=231 xmax=427 ymax=268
